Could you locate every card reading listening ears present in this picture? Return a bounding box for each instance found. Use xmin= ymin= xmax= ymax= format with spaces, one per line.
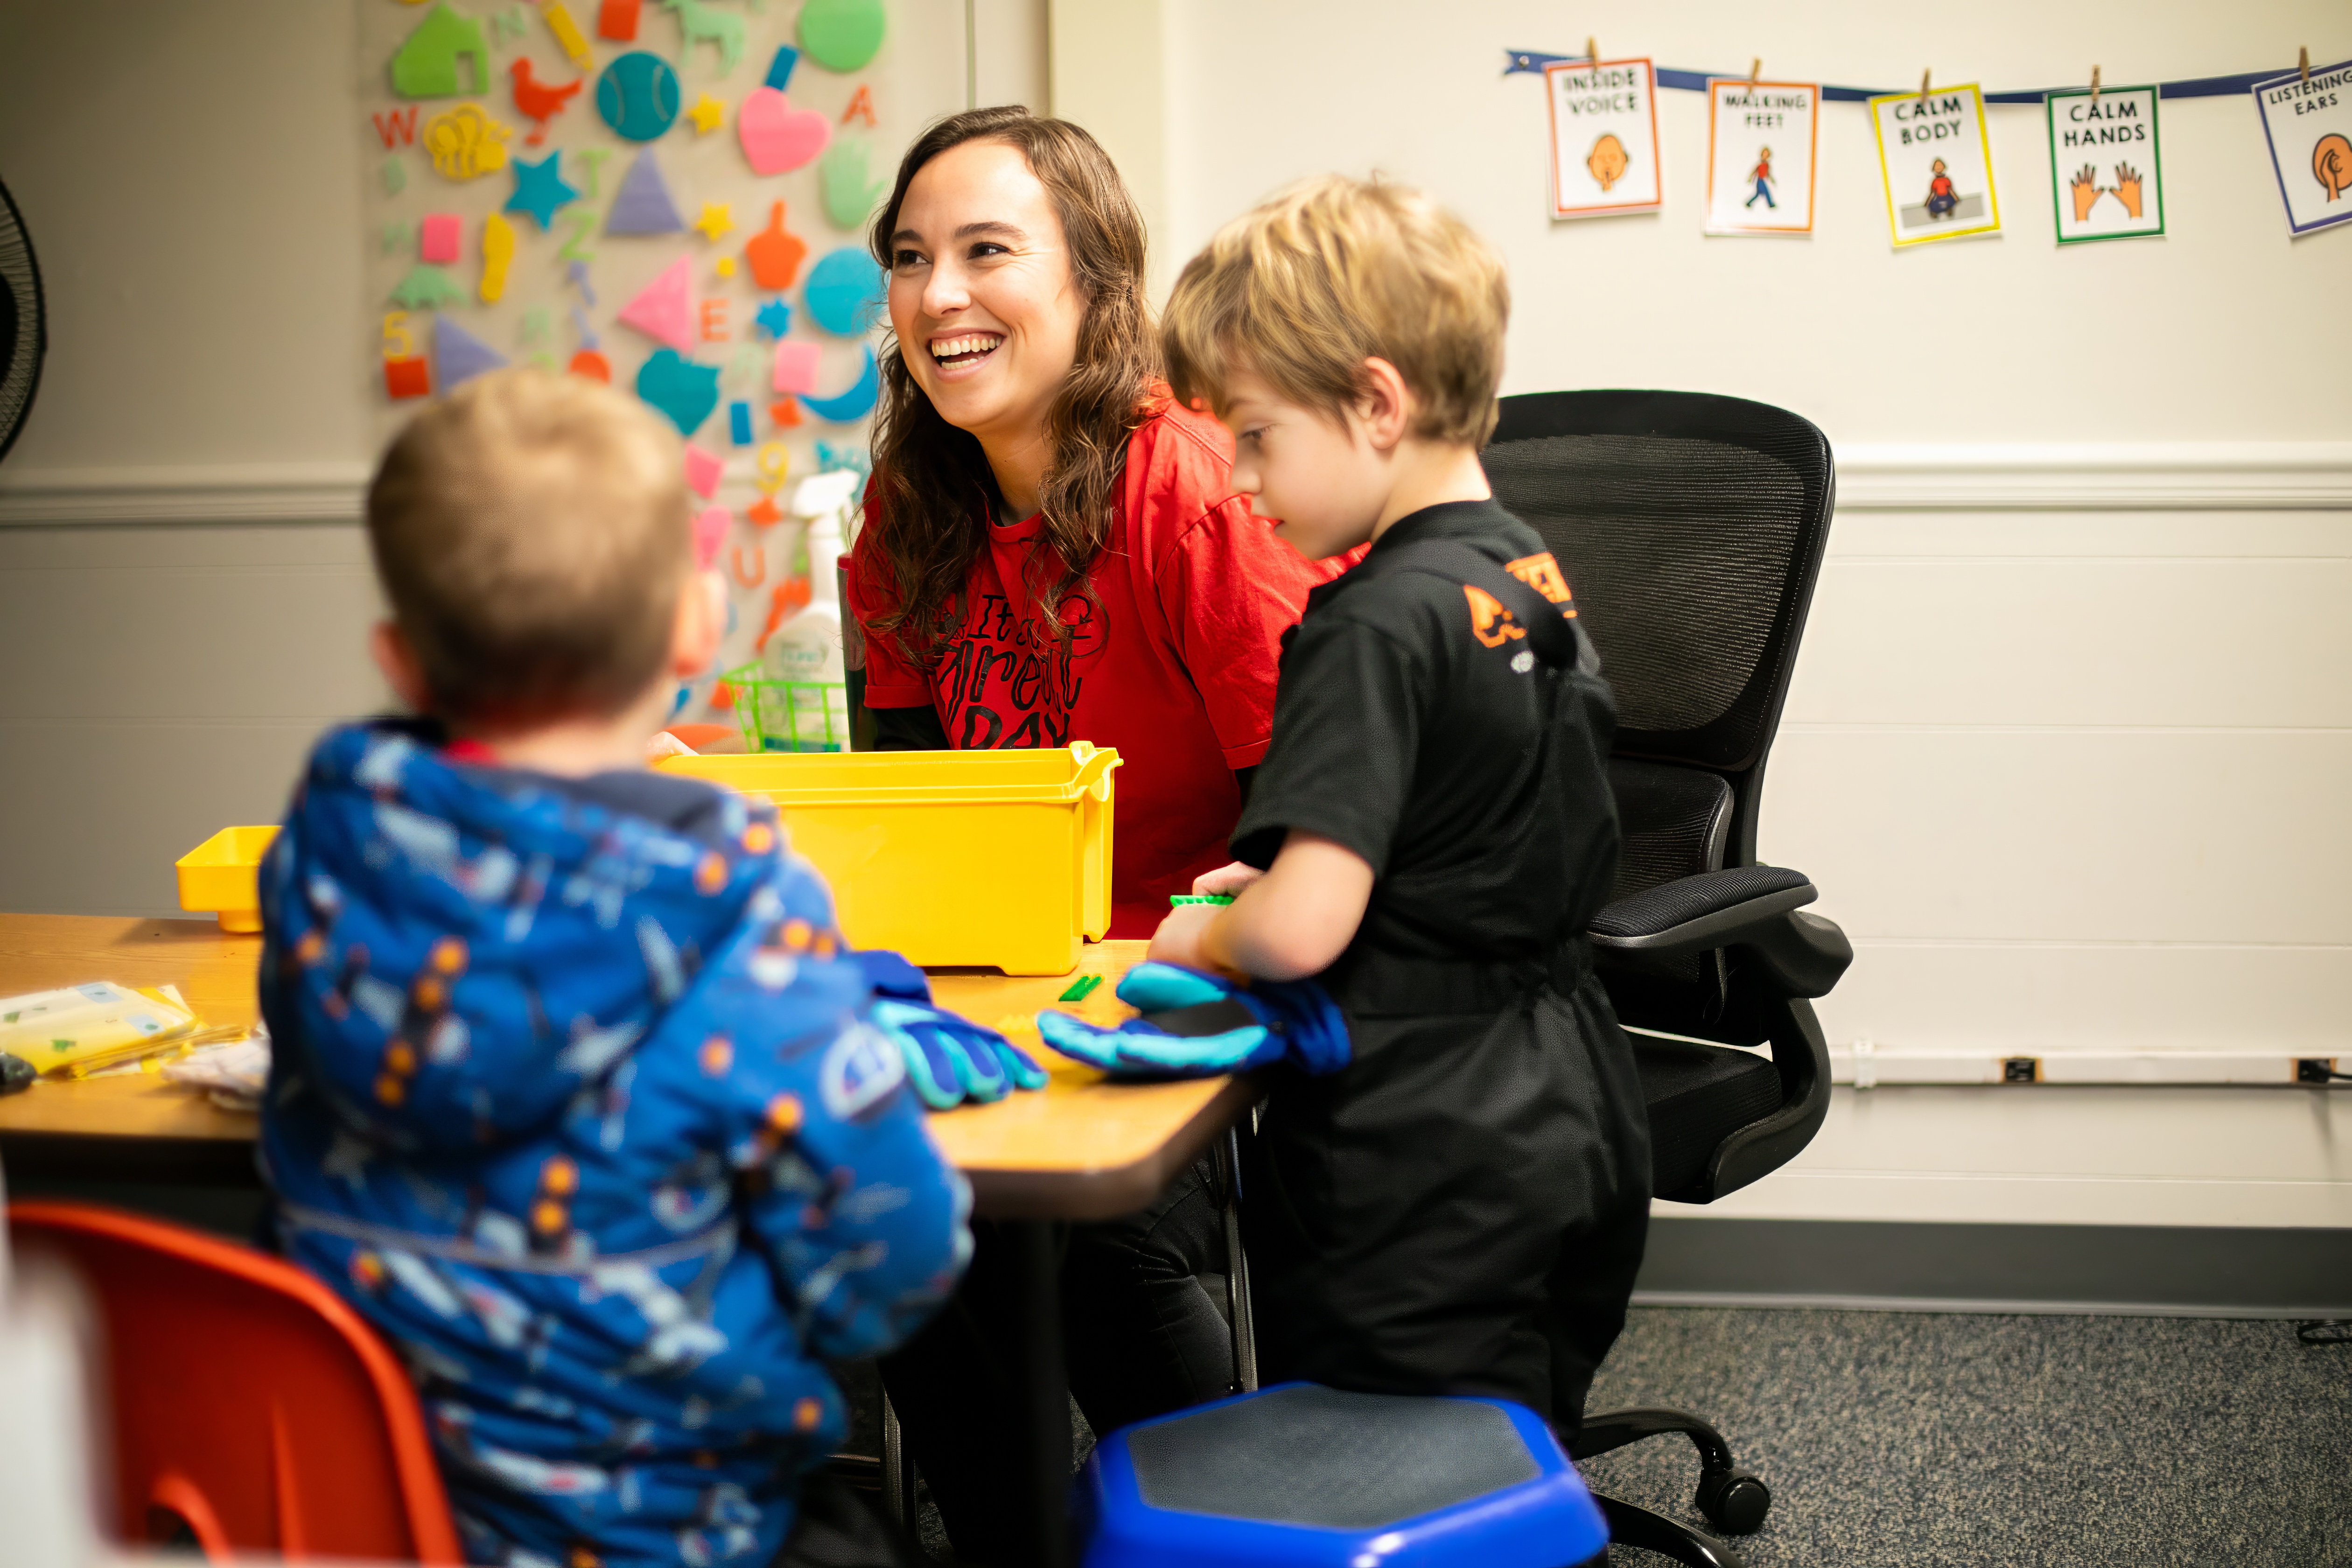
xmin=2252 ymin=58 xmax=2352 ymax=238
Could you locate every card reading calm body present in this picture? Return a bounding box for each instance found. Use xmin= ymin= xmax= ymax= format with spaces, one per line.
xmin=1869 ymin=84 xmax=2001 ymax=246
xmin=2252 ymin=58 xmax=2352 ymax=237
xmin=1705 ymin=78 xmax=1820 ymax=235
xmin=2045 ymin=85 xmax=2164 ymax=243
xmin=1546 ymin=57 xmax=1663 ymax=218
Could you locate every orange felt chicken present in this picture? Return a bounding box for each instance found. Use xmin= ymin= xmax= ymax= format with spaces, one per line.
xmin=509 ymin=57 xmax=584 ymax=146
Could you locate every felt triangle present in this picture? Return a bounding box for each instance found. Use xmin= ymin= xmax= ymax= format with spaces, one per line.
xmin=434 ymin=313 xmax=508 ymax=389
xmin=607 ymin=149 xmax=686 ymax=236
xmin=617 ymin=256 xmax=696 ymax=352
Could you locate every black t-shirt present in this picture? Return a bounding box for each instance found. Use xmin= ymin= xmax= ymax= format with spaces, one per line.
xmin=1230 ymin=499 xmax=1620 ymax=965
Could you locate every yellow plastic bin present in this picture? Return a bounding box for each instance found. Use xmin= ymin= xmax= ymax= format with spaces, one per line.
xmin=659 ymin=744 xmax=1119 ymax=975
xmin=175 ymin=825 xmax=280 ymax=934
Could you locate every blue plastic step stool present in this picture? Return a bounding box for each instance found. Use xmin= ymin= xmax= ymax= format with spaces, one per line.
xmin=1075 ymin=1382 xmax=1609 ymax=1568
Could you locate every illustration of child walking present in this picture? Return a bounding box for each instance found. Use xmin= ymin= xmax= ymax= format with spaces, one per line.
xmin=1745 ymin=146 xmax=1777 ymax=208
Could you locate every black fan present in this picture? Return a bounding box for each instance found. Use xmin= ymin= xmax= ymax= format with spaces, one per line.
xmin=0 ymin=176 xmax=45 ymax=465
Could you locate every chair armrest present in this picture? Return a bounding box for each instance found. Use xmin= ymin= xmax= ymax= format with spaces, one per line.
xmin=1588 ymin=866 xmax=1853 ymax=1000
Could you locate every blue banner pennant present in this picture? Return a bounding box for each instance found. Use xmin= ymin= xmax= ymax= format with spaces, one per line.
xmin=1504 ymin=50 xmax=2299 ymax=103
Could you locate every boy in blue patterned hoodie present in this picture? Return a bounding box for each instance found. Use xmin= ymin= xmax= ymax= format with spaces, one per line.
xmin=260 ymin=370 xmax=968 ymax=1567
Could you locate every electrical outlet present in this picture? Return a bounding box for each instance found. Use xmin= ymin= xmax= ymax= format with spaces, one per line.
xmin=2296 ymin=1058 xmax=2339 ymax=1085
xmin=2002 ymin=1057 xmax=2040 ymax=1084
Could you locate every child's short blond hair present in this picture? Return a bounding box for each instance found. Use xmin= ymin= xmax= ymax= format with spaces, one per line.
xmin=366 ymin=369 xmax=691 ymax=722
xmin=1163 ymin=175 xmax=1509 ymax=448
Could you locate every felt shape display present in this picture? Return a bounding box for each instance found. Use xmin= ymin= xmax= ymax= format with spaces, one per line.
xmin=798 ymin=0 xmax=886 ymax=74
xmin=423 ymin=104 xmax=513 ymax=180
xmin=755 ymin=297 xmax=794 ymax=340
xmin=618 ymin=256 xmax=697 ymax=350
xmin=391 ymin=263 xmax=469 ymax=308
xmin=391 ymin=3 xmax=492 ymax=98
xmin=738 ymin=87 xmax=831 ymax=175
xmin=694 ymin=202 xmax=735 ymax=241
xmin=685 ymin=442 xmax=724 ymax=496
xmin=480 ymin=212 xmax=517 ymax=301
xmin=664 ymin=0 xmax=749 ymax=72
xmin=420 ymin=213 xmax=462 ymax=263
xmin=804 ymin=247 xmax=885 ymax=335
xmin=744 ymin=201 xmax=810 ymax=288
xmin=372 ymin=107 xmax=420 ymax=150
xmin=607 ymin=149 xmax=686 ymax=235
xmin=771 ymin=399 xmax=803 ymax=428
xmin=597 ymin=51 xmax=683 ymax=141
xmin=435 ymin=313 xmax=509 ymax=388
xmin=730 ymin=400 xmax=756 ymax=445
xmin=692 ymin=504 xmax=732 ymax=569
xmin=598 ymin=0 xmax=641 ymax=41
xmin=799 ymin=345 xmax=879 ymax=422
xmin=820 ymin=139 xmax=888 ymax=230
xmin=700 ymin=299 xmax=730 ymax=340
xmin=541 ymin=2 xmax=595 ymax=68
xmin=715 ymin=256 xmax=738 ymax=278
xmin=509 ymin=58 xmax=584 ymax=145
xmin=772 ymin=339 xmax=821 ymax=393
xmin=382 ymin=156 xmax=406 ymax=195
xmin=637 ymin=348 xmax=722 ymax=434
xmin=688 ymin=93 xmax=727 ymax=134
xmin=384 ymin=356 xmax=432 ymax=399
xmin=764 ymin=45 xmax=799 ymax=91
xmin=505 ymin=151 xmax=581 ymax=230
xmin=747 ymin=492 xmax=783 ymax=527
xmin=570 ymin=348 xmax=612 ymax=382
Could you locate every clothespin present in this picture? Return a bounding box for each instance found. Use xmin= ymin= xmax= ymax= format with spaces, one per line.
xmin=1919 ymin=68 xmax=1932 ymax=105
xmin=2088 ymin=65 xmax=2100 ymax=109
xmin=1586 ymin=35 xmax=1598 ymax=65
xmin=2300 ymin=46 xmax=2311 ymax=83
xmin=1749 ymin=57 xmax=1762 ymax=84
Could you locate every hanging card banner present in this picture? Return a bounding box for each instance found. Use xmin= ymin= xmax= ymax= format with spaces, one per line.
xmin=1869 ymin=84 xmax=2001 ymax=246
xmin=2045 ymin=85 xmax=2164 ymax=244
xmin=1704 ymin=78 xmax=1820 ymax=235
xmin=2252 ymin=58 xmax=2352 ymax=238
xmin=1545 ymin=57 xmax=1663 ymax=218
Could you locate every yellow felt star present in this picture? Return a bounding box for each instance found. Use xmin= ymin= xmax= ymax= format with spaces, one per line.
xmin=693 ymin=202 xmax=734 ymax=242
xmin=714 ymin=255 xmax=738 ymax=278
xmin=687 ymin=93 xmax=726 ymax=134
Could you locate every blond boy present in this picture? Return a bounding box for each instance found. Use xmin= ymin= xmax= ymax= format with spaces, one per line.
xmin=1157 ymin=178 xmax=1652 ymax=1432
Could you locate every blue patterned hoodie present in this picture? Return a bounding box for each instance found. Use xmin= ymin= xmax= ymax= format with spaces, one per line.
xmin=258 ymin=721 xmax=970 ymax=1567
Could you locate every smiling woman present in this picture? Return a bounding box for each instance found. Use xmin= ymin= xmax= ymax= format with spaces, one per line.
xmin=844 ymin=107 xmax=1344 ymax=935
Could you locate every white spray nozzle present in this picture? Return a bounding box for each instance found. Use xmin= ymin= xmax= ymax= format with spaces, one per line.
xmin=790 ymin=469 xmax=862 ymax=520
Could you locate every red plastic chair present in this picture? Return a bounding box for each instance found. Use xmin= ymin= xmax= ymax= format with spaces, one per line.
xmin=7 ymin=1200 xmax=462 ymax=1562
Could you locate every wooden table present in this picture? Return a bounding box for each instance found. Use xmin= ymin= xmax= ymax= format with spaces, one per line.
xmin=0 ymin=913 xmax=1249 ymax=1567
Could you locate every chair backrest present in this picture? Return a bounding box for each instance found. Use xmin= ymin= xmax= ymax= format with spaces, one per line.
xmin=6 ymin=1200 xmax=462 ymax=1563
xmin=1486 ymin=391 xmax=1834 ymax=1037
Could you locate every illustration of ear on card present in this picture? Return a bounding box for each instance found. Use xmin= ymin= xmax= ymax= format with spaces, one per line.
xmin=1869 ymin=83 xmax=2000 ymax=246
xmin=2253 ymin=57 xmax=2352 ymax=238
xmin=1545 ymin=57 xmax=1662 ymax=218
xmin=2046 ymin=85 xmax=2163 ymax=243
xmin=1705 ymin=78 xmax=1820 ymax=235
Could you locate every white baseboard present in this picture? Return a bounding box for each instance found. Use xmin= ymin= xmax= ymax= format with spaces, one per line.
xmin=3 ymin=443 xmax=2348 ymax=525
xmin=1832 ymin=1044 xmax=2347 ymax=1087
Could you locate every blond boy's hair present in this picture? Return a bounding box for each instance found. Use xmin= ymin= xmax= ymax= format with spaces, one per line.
xmin=1162 ymin=175 xmax=1509 ymax=448
xmin=366 ymin=369 xmax=691 ymax=722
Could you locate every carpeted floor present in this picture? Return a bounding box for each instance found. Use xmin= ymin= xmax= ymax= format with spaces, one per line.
xmin=1576 ymin=1307 xmax=2351 ymax=1567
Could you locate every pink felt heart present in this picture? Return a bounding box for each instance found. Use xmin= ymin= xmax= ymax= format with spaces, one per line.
xmin=738 ymin=87 xmax=831 ymax=176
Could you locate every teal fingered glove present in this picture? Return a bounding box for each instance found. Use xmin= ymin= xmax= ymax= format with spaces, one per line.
xmin=1034 ymin=962 xmax=1350 ymax=1080
xmin=850 ymin=949 xmax=1048 ymax=1112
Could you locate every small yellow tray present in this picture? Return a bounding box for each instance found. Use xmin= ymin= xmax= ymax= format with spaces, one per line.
xmin=175 ymin=825 xmax=280 ymax=934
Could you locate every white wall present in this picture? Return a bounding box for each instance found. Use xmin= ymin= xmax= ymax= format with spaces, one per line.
xmin=0 ymin=0 xmax=1042 ymax=917
xmin=1051 ymin=0 xmax=2352 ymax=1226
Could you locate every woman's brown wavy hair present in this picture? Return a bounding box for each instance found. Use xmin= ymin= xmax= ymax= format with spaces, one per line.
xmin=864 ymin=107 xmax=1159 ymax=668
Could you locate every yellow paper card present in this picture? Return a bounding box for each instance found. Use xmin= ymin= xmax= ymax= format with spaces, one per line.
xmin=1869 ymin=84 xmax=2001 ymax=247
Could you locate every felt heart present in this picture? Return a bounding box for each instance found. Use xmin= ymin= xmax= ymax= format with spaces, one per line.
xmin=738 ymin=87 xmax=830 ymax=176
xmin=636 ymin=348 xmax=721 ymax=437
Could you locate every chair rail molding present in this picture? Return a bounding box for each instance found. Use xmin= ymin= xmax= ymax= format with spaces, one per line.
xmin=1833 ymin=441 xmax=2352 ymax=511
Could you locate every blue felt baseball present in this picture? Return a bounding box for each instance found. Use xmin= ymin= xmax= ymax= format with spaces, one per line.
xmin=596 ymin=52 xmax=681 ymax=141
xmin=804 ymin=248 xmax=886 ymax=336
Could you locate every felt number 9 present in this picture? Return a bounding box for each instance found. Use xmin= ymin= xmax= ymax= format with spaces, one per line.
xmin=382 ymin=311 xmax=414 ymax=361
xmin=756 ymin=441 xmax=790 ymax=493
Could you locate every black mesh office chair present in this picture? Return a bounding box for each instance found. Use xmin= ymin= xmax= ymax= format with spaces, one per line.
xmin=1485 ymin=389 xmax=1851 ymax=1568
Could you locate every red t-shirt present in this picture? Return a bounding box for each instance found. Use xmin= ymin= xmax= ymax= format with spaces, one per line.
xmin=846 ymin=397 xmax=1346 ymax=936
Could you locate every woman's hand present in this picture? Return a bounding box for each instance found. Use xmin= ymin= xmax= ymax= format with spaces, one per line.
xmin=1192 ymin=861 xmax=1264 ymax=897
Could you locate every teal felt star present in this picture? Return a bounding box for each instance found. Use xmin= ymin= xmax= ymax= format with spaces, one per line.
xmin=755 ymin=297 xmax=794 ymax=341
xmin=504 ymin=151 xmax=580 ymax=231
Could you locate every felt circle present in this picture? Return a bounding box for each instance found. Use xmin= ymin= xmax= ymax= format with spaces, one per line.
xmin=798 ymin=0 xmax=887 ymax=72
xmin=804 ymin=247 xmax=885 ymax=336
xmin=596 ymin=52 xmax=682 ymax=142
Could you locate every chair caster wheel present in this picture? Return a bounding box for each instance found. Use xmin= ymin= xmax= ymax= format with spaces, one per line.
xmin=1695 ymin=1468 xmax=1770 ymax=1534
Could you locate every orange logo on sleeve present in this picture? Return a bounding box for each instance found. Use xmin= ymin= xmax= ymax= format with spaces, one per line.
xmin=1464 ymin=584 xmax=1526 ymax=648
xmin=1505 ymin=552 xmax=1576 ymax=612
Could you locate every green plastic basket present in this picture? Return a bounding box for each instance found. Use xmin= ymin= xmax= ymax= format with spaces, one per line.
xmin=724 ymin=663 xmax=850 ymax=753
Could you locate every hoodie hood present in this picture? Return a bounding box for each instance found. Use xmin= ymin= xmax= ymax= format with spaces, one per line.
xmin=260 ymin=721 xmax=782 ymax=1155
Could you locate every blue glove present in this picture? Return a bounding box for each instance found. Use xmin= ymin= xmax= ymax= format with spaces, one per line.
xmin=1034 ymin=962 xmax=1350 ymax=1079
xmin=851 ymin=951 xmax=1049 ymax=1111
